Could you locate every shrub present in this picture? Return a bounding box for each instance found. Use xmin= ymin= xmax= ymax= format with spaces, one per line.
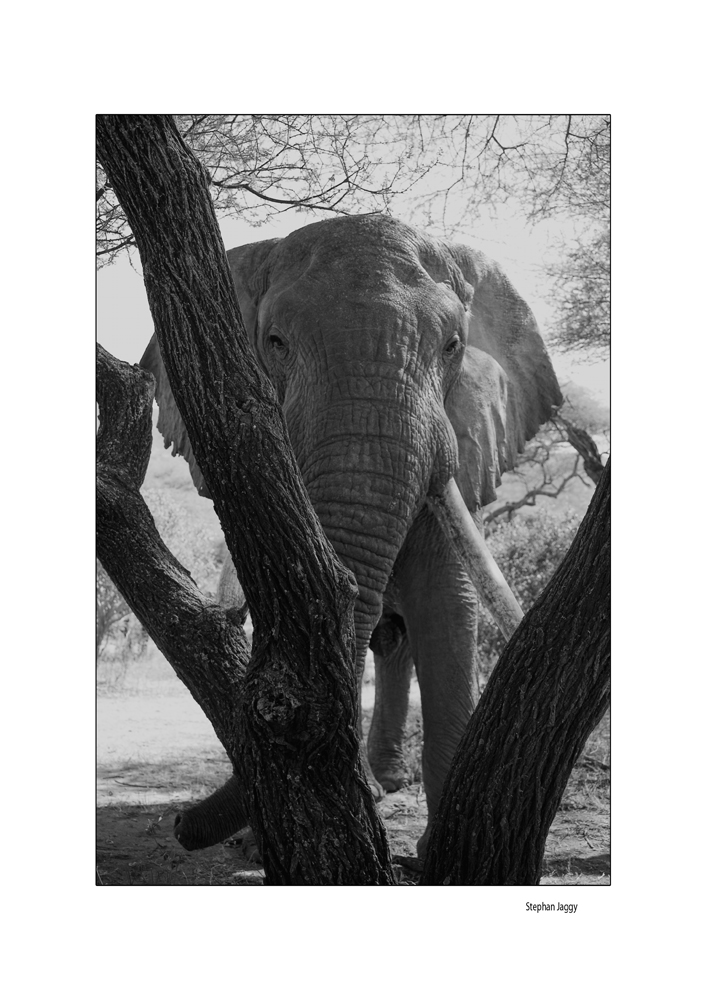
xmin=478 ymin=510 xmax=581 ymax=676
xmin=142 ymin=488 xmax=222 ymax=596
xmin=96 ymin=559 xmax=130 ymax=656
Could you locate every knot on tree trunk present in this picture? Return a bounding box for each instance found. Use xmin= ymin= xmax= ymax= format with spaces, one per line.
xmin=256 ymin=689 xmax=303 ymax=727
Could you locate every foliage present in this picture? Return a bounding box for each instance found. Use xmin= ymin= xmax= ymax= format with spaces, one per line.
xmin=97 ymin=115 xmax=403 ymax=265
xmin=478 ymin=510 xmax=581 ymax=673
xmin=141 ymin=487 xmax=222 ymax=596
xmin=547 ymin=225 xmax=609 ymax=357
xmin=96 ymin=559 xmax=130 ymax=655
xmin=402 ymin=114 xmax=609 ymax=229
xmin=540 ymin=119 xmax=609 ymax=358
xmin=97 ymin=114 xmax=609 ymax=264
xmin=559 ymin=382 xmax=610 ymax=434
xmin=405 ymin=114 xmax=610 ymax=359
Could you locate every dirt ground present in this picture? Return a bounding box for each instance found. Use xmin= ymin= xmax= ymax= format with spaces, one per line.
xmin=96 ymin=651 xmax=610 ymax=886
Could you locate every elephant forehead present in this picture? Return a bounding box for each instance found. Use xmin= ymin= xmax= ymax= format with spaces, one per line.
xmin=263 ymin=278 xmax=408 ymax=326
xmin=272 ymin=212 xmax=424 ymax=265
xmin=261 ymin=269 xmax=464 ymax=336
xmin=263 ymin=220 xmax=440 ymax=292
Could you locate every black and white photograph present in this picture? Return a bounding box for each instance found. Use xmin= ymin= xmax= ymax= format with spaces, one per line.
xmin=5 ymin=0 xmax=707 ymax=983
xmin=96 ymin=114 xmax=610 ymax=887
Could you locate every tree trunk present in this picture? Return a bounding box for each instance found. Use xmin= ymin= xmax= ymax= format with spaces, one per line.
xmin=96 ymin=115 xmax=393 ymax=885
xmin=421 ymin=459 xmax=610 ymax=885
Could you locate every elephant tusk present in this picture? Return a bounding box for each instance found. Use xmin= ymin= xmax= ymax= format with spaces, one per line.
xmin=426 ymin=480 xmax=523 ymax=641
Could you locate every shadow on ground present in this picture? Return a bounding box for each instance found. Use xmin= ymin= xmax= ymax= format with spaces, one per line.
xmin=97 ymin=655 xmax=609 ymax=886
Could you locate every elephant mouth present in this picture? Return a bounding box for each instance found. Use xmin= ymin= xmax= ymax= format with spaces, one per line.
xmin=427 ymin=478 xmax=524 ymax=641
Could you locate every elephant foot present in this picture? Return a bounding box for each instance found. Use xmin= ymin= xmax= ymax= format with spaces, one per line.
xmin=174 ymin=808 xmax=231 ymax=851
xmin=372 ymin=767 xmax=407 ymax=793
xmin=174 ymin=807 xmax=249 ymax=852
xmin=369 ymin=751 xmax=407 ymax=792
xmin=173 ymin=774 xmax=250 ymax=852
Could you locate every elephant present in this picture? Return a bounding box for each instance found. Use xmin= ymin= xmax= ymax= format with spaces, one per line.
xmin=141 ymin=213 xmax=562 ymax=857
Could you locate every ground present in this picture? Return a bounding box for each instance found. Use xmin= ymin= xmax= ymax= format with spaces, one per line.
xmin=96 ymin=649 xmax=610 ymax=886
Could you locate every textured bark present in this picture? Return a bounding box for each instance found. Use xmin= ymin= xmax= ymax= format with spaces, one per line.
xmin=96 ymin=115 xmax=393 ymax=885
xmin=421 ymin=459 xmax=610 ymax=885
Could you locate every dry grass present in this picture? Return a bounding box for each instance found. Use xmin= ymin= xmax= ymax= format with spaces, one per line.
xmin=97 ymin=644 xmax=189 ymax=696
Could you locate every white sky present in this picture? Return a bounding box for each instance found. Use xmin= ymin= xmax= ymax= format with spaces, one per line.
xmin=97 ymin=202 xmax=609 ymax=406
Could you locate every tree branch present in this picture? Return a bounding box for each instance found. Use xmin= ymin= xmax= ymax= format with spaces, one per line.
xmin=483 ymin=455 xmax=586 ymax=525
xmin=96 ymin=234 xmax=136 ymax=257
xmin=96 ymin=344 xmax=249 ymax=740
xmin=553 ymin=416 xmax=606 ymax=485
xmin=422 ymin=460 xmax=610 ymax=884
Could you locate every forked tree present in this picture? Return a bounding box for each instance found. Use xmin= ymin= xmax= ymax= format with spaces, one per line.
xmin=97 ymin=115 xmax=609 ymax=885
xmin=422 ymin=458 xmax=610 ymax=885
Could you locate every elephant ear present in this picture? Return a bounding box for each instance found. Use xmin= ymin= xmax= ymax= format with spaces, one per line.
xmin=225 ymin=238 xmax=281 ymax=339
xmin=139 ymin=238 xmax=282 ymax=499
xmin=140 ymin=335 xmax=211 ymax=496
xmin=444 ymin=244 xmax=563 ymax=512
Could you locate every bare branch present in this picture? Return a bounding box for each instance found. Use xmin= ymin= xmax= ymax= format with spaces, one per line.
xmin=552 ymin=415 xmax=606 ymax=485
xmin=484 ymin=454 xmax=586 ymax=525
xmin=96 ymin=113 xmax=611 ymax=367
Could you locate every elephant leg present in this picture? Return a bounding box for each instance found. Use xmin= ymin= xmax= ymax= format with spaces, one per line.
xmin=368 ymin=616 xmax=414 ymax=791
xmin=174 ymin=774 xmax=249 ymax=851
xmin=395 ymin=505 xmax=481 ymax=858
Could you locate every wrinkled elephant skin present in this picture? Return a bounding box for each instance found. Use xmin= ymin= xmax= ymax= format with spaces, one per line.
xmin=141 ymin=214 xmax=562 ymax=857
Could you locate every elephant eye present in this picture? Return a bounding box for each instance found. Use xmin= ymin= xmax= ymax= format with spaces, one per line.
xmin=444 ymin=335 xmax=462 ymax=356
xmin=268 ymin=333 xmax=287 ymax=354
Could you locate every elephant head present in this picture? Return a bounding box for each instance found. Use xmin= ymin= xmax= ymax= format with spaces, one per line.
xmin=143 ymin=214 xmax=561 ymax=670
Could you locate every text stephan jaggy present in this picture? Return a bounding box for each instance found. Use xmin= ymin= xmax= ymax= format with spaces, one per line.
xmin=526 ymin=903 xmax=578 ymax=913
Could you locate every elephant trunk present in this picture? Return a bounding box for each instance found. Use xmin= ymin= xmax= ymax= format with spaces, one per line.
xmin=313 ymin=507 xmax=410 ymax=667
xmin=297 ymin=383 xmax=457 ymax=672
